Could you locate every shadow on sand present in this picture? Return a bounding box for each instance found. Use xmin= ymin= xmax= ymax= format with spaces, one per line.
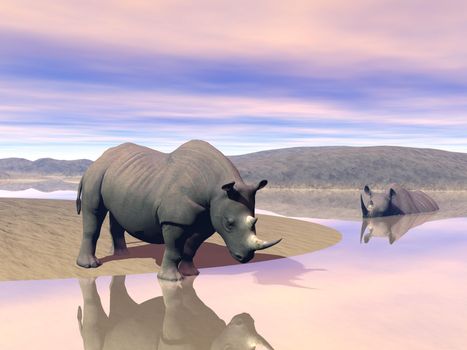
xmin=100 ymin=242 xmax=324 ymax=289
xmin=100 ymin=241 xmax=285 ymax=268
xmin=77 ymin=275 xmax=274 ymax=350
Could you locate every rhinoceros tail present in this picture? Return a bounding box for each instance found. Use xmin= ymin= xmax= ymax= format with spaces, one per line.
xmin=76 ymin=178 xmax=83 ymax=215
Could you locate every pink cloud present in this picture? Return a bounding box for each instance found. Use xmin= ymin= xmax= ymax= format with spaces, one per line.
xmin=1 ymin=0 xmax=467 ymax=73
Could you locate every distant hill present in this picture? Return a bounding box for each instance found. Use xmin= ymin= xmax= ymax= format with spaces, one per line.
xmin=0 ymin=158 xmax=92 ymax=176
xmin=230 ymin=146 xmax=467 ymax=190
xmin=2 ymin=146 xmax=467 ymax=190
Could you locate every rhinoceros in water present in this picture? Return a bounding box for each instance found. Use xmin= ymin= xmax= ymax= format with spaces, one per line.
xmin=76 ymin=140 xmax=281 ymax=281
xmin=360 ymin=183 xmax=439 ymax=218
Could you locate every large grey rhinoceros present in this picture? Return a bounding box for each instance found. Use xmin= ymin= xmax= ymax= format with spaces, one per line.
xmin=360 ymin=183 xmax=439 ymax=218
xmin=76 ymin=140 xmax=281 ymax=281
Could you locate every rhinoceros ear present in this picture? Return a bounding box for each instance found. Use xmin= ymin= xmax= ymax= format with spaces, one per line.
xmin=389 ymin=188 xmax=396 ymax=198
xmin=221 ymin=181 xmax=236 ymax=192
xmin=364 ymin=185 xmax=372 ymax=196
xmin=256 ymin=179 xmax=268 ymax=191
xmin=222 ymin=181 xmax=238 ymax=199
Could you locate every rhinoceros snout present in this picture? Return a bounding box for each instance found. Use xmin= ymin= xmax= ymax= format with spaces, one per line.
xmin=231 ymin=236 xmax=282 ymax=263
xmin=232 ymin=251 xmax=254 ymax=263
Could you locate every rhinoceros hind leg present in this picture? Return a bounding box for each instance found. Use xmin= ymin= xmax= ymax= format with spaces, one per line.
xmin=108 ymin=212 xmax=129 ymax=256
xmin=77 ymin=207 xmax=107 ymax=268
xmin=157 ymin=224 xmax=185 ymax=281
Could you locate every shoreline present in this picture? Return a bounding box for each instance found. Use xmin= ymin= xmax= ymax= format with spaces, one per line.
xmin=0 ymin=197 xmax=341 ymax=281
xmin=1 ymin=177 xmax=467 ymax=192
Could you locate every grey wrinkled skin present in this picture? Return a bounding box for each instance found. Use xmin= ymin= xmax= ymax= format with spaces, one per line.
xmin=77 ymin=276 xmax=275 ymax=350
xmin=76 ymin=140 xmax=281 ymax=281
xmin=360 ymin=212 xmax=436 ymax=244
xmin=360 ymin=183 xmax=439 ymax=218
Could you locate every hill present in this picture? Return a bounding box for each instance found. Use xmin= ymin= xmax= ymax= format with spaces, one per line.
xmin=2 ymin=146 xmax=467 ymax=190
xmin=0 ymin=158 xmax=92 ymax=176
xmin=230 ymin=146 xmax=467 ymax=190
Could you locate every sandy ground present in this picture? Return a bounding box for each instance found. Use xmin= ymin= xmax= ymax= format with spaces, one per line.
xmin=0 ymin=198 xmax=341 ymax=281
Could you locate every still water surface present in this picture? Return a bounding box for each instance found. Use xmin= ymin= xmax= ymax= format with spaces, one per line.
xmin=0 ymin=191 xmax=466 ymax=349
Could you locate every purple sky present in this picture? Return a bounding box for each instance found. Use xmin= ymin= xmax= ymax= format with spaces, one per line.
xmin=1 ymin=1 xmax=467 ymax=159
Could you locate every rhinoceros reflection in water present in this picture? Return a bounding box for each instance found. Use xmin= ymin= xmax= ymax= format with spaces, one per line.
xmin=77 ymin=276 xmax=274 ymax=350
xmin=360 ymin=212 xmax=436 ymax=244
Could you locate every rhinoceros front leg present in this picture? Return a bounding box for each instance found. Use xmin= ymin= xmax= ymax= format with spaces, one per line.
xmin=178 ymin=233 xmax=204 ymax=276
xmin=158 ymin=224 xmax=187 ymax=281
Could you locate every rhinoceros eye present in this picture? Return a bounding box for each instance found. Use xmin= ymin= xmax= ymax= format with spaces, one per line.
xmin=224 ymin=217 xmax=235 ymax=231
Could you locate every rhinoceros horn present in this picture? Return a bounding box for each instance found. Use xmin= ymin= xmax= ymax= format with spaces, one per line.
xmin=247 ymin=234 xmax=282 ymax=250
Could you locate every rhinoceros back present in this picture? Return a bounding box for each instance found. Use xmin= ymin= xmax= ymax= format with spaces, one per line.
xmin=390 ymin=184 xmax=439 ymax=214
xmin=155 ymin=140 xmax=243 ymax=225
xmin=163 ymin=140 xmax=242 ymax=198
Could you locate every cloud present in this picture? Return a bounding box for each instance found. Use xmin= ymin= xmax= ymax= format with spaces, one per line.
xmin=1 ymin=1 xmax=467 ymax=158
xmin=1 ymin=79 xmax=467 ymax=159
xmin=2 ymin=80 xmax=467 ymax=126
xmin=2 ymin=27 xmax=466 ymax=121
xmin=2 ymin=0 xmax=467 ymax=71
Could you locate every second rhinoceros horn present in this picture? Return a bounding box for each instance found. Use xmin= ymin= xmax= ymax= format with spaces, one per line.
xmin=246 ymin=215 xmax=258 ymax=228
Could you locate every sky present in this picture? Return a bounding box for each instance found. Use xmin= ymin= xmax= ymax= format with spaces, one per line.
xmin=1 ymin=0 xmax=467 ymax=160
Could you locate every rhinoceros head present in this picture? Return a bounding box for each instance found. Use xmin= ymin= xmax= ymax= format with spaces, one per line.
xmin=210 ymin=313 xmax=275 ymax=350
xmin=361 ymin=185 xmax=396 ymax=218
xmin=210 ymin=180 xmax=281 ymax=263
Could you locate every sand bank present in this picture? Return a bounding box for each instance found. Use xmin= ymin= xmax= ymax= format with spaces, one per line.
xmin=0 ymin=198 xmax=341 ymax=281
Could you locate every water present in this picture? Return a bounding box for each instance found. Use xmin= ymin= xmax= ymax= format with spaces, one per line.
xmin=0 ymin=188 xmax=77 ymax=200
xmin=0 ymin=190 xmax=466 ymax=349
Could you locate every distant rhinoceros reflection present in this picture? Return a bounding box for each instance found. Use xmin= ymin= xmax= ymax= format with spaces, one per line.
xmin=360 ymin=212 xmax=435 ymax=244
xmin=77 ymin=275 xmax=274 ymax=350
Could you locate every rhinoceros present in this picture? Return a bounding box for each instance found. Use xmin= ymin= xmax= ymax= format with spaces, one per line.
xmin=360 ymin=183 xmax=439 ymax=218
xmin=76 ymin=140 xmax=281 ymax=281
xmin=77 ymin=275 xmax=275 ymax=350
